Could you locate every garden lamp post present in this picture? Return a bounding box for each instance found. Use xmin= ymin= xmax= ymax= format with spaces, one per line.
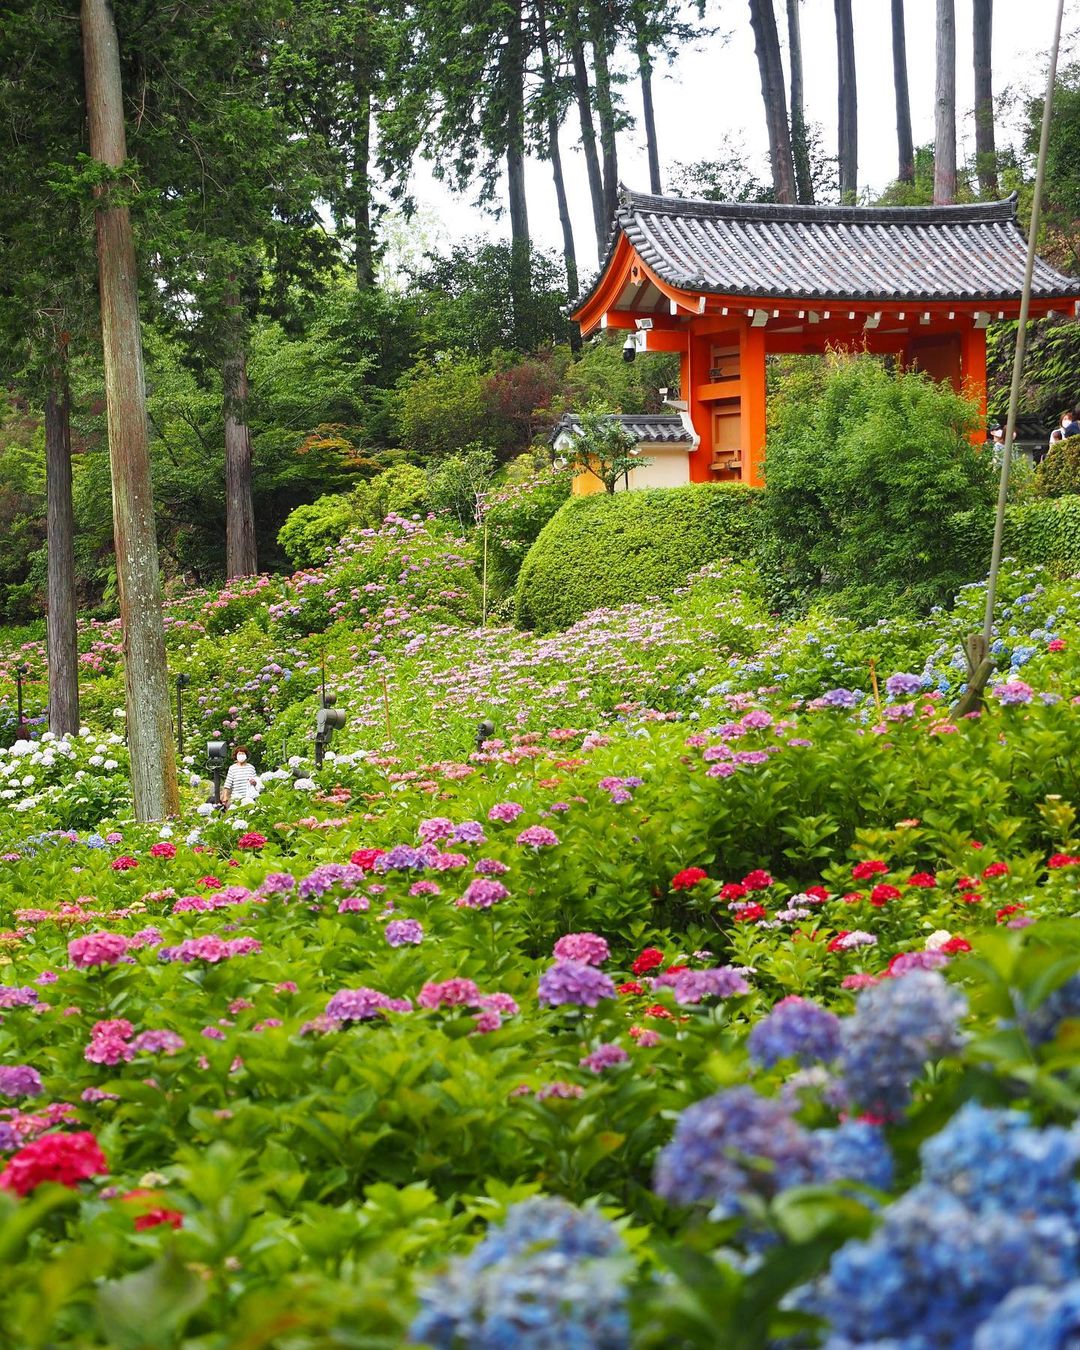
xmin=175 ymin=673 xmax=190 ymax=761
xmin=206 ymin=738 xmax=228 ymax=806
xmin=476 ymin=718 xmax=495 ymax=751
xmin=314 ymin=692 xmax=346 ymax=768
xmin=15 ymin=663 xmax=28 ymax=735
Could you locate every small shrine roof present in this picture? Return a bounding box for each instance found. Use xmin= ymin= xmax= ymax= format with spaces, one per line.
xmin=578 ymin=189 xmax=1080 ymax=311
xmin=551 ymin=413 xmax=695 ymax=445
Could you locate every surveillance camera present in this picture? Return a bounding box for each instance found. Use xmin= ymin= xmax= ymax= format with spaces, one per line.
xmin=622 ymin=334 xmax=636 ymax=363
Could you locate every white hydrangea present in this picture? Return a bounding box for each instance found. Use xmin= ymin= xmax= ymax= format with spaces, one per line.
xmin=103 ymin=759 xmax=118 ymax=771
xmin=21 ymin=775 xmax=34 ymax=787
xmin=40 ymin=731 xmax=55 ymax=742
xmin=88 ymin=755 xmax=104 ymax=767
xmin=232 ymin=819 xmax=249 ymax=831
xmin=195 ymin=802 xmax=215 ymax=816
xmin=158 ymin=824 xmax=173 ymax=839
xmin=925 ymin=930 xmax=954 ymax=951
xmin=293 ymin=778 xmax=316 ymax=791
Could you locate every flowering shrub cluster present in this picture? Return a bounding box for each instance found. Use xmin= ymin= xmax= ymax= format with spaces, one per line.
xmin=3 ymin=534 xmax=1080 ymax=1342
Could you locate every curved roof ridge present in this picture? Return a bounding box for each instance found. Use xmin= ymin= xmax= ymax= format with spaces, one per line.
xmin=616 ymin=186 xmax=1020 ymax=227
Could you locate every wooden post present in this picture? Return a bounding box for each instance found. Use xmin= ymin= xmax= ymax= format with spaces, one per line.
xmin=960 ymin=325 xmax=988 ymax=442
xmin=81 ymin=0 xmax=179 ymax=819
xmin=44 ymin=352 xmax=80 ymax=736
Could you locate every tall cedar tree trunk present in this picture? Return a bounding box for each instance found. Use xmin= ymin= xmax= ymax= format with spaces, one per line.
xmin=934 ymin=0 xmax=957 ymax=203
xmin=537 ymin=0 xmax=581 ymax=314
xmin=634 ymin=15 xmax=662 ymax=194
xmin=748 ymin=0 xmax=796 ymax=204
xmin=834 ymin=0 xmax=858 ymax=201
xmin=352 ymin=7 xmax=375 ymax=288
xmin=222 ymin=317 xmax=258 ymax=579
xmin=891 ymin=0 xmax=914 ymax=182
xmin=44 ymin=357 xmax=79 ymax=736
xmin=786 ymin=0 xmax=814 ymax=203
xmin=503 ymin=0 xmax=531 ymax=350
xmin=589 ymin=13 xmax=620 ymax=231
xmin=973 ymin=0 xmax=998 ymax=195
xmin=569 ymin=3 xmax=608 ymax=257
xmin=81 ymin=0 xmax=179 ymax=819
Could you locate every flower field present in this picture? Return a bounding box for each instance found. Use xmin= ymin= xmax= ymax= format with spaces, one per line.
xmin=3 ymin=521 xmax=1080 ymax=1345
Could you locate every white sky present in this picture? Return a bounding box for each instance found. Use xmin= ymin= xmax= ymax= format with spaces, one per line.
xmin=402 ymin=0 xmax=1079 ymax=277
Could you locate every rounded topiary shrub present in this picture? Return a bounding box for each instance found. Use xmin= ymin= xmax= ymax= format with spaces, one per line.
xmin=514 ymin=483 xmax=762 ymax=631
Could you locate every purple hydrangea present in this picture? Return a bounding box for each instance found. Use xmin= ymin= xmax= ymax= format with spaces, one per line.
xmin=888 ymin=950 xmax=950 ymax=976
xmin=0 ymin=1065 xmax=44 ymax=1098
xmin=839 ymin=968 xmax=967 ymax=1118
xmin=994 ymin=680 xmax=1035 ymax=706
xmin=748 ymin=996 xmax=843 ymax=1068
xmin=818 ymin=688 xmax=860 ymax=709
xmin=258 ymin=872 xmax=296 ymax=895
xmin=653 ymin=966 xmax=750 ymax=1004
xmin=653 ymin=1086 xmax=820 ymax=1215
xmin=885 ymin=672 xmax=923 ymax=698
xmin=451 ymin=820 xmax=487 ymax=845
xmin=130 ymin=1029 xmax=185 ymax=1055
xmin=298 ymin=863 xmax=366 ymax=898
xmin=0 ymin=986 xmax=39 ymax=1009
xmin=474 ymin=858 xmax=509 ymax=876
xmin=417 ymin=817 xmax=454 ymax=843
xmin=580 ymin=1043 xmax=629 ymax=1073
xmin=538 ymin=960 xmax=616 ymax=1008
xmin=458 ymin=878 xmax=510 ymax=909
xmin=373 ymin=846 xmax=428 ymax=873
xmin=326 ymin=987 xmax=412 ymax=1022
xmin=385 ymin=919 xmax=423 ymax=947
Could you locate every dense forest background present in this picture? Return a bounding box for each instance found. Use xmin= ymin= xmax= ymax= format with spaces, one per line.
xmin=3 ymin=0 xmax=1080 ymax=623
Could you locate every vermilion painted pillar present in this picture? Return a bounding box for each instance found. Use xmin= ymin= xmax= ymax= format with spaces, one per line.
xmin=740 ymin=323 xmax=768 ymax=486
xmin=960 ymin=324 xmax=988 ymax=441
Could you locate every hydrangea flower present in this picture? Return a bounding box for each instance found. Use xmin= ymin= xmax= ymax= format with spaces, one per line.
xmin=325 ymin=988 xmax=412 ymax=1022
xmin=885 ymin=672 xmax=922 ymax=698
xmin=553 ymin=932 xmax=609 ymax=965
xmin=385 ymin=919 xmax=423 ymax=947
xmin=68 ymin=933 xmax=130 ymax=969
xmin=538 ymin=960 xmax=616 ymax=1008
xmin=838 ymin=969 xmax=967 ymax=1117
xmin=516 ymin=826 xmax=559 ymax=849
xmin=410 ymin=1197 xmax=629 ymax=1350
xmin=458 ymin=879 xmax=510 ymax=909
xmin=0 ymin=1065 xmax=43 ymax=1098
xmin=652 ymin=966 xmax=749 ymax=1004
xmin=973 ymin=1282 xmax=1080 ymax=1350
xmin=580 ymin=1043 xmax=629 ymax=1073
xmin=1020 ymin=974 xmax=1080 ymax=1046
xmin=748 ymin=996 xmax=842 ymax=1068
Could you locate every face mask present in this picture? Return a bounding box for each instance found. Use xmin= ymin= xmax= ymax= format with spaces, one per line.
xmin=236 ymin=753 xmax=247 ymax=763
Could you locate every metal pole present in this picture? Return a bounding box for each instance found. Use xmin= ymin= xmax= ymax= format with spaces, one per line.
xmin=176 ymin=675 xmax=185 ymax=761
xmin=982 ymin=0 xmax=1066 ymax=648
xmin=16 ymin=669 xmax=24 ymax=729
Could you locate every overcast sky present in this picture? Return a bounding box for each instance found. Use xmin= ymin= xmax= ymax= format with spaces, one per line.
xmin=400 ymin=0 xmax=1079 ymax=278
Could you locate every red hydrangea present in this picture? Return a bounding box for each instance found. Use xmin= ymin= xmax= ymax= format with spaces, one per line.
xmin=956 ymin=876 xmax=981 ymax=891
xmin=350 ymin=848 xmax=385 ymax=870
xmin=617 ymin=981 xmax=644 ymax=995
xmin=805 ymin=885 xmax=830 ymax=902
xmin=631 ymin=947 xmax=664 ymax=975
xmin=671 ymin=867 xmax=708 ymax=891
xmin=197 ymin=876 xmax=223 ymax=890
xmin=982 ymin=862 xmax=1009 ymax=879
xmin=826 ymin=931 xmax=851 ymax=952
xmin=148 ymin=842 xmax=176 ymax=860
xmin=941 ymin=936 xmax=972 ymax=954
xmin=852 ymin=860 xmax=888 ymax=880
xmin=907 ymin=872 xmax=937 ymax=888
xmin=996 ymin=904 xmax=1025 ymax=923
xmin=0 ymin=1131 xmax=107 ymax=1195
xmin=719 ymin=882 xmax=747 ymax=902
xmin=236 ymin=833 xmax=267 ymax=851
xmin=741 ymin=870 xmax=774 ymax=891
xmin=959 ymin=891 xmax=982 ymax=905
xmin=733 ymin=903 xmax=767 ymax=922
xmin=1049 ymin=638 xmax=1067 ymax=651
xmin=109 ymin=855 xmax=138 ymax=872
xmin=869 ymin=884 xmax=901 ymax=907
xmin=122 ymin=1189 xmax=184 ymax=1231
xmin=1048 ymin=854 xmax=1080 ymax=869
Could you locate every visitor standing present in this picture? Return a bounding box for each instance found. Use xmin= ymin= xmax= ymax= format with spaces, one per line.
xmin=220 ymin=746 xmax=260 ymax=808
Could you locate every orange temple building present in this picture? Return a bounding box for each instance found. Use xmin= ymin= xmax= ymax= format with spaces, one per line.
xmin=569 ymin=190 xmax=1080 ymax=491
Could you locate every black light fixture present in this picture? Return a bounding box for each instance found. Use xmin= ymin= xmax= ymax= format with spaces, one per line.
xmin=315 ymin=692 xmax=346 ymax=768
xmin=206 ymin=738 xmax=228 ymax=805
xmin=475 ymin=717 xmax=495 ymax=751
xmin=14 ymin=663 xmax=28 ymax=736
xmin=175 ymin=673 xmax=190 ymax=760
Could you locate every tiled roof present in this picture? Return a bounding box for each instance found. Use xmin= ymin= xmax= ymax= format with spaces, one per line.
xmin=551 ymin=413 xmax=695 ymax=445
xmin=585 ymin=189 xmax=1080 ymax=306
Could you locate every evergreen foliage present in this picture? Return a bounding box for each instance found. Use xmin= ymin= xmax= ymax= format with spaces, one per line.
xmin=514 ymin=483 xmax=762 ymax=631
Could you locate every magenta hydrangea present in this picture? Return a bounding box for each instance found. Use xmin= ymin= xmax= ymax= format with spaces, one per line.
xmin=130 ymin=1029 xmax=185 ymax=1055
xmin=68 ymin=932 xmax=130 ymax=969
xmin=325 ymin=987 xmax=412 ymax=1022
xmin=417 ymin=978 xmax=482 ymax=1010
xmin=488 ymin=802 xmax=524 ymax=823
xmin=458 ymin=879 xmax=510 ymax=909
xmin=553 ymin=932 xmax=610 ymax=966
xmin=580 ymin=1043 xmax=629 ymax=1073
xmin=516 ymin=826 xmax=559 ymax=849
xmin=0 ymin=1065 xmax=43 ymax=1098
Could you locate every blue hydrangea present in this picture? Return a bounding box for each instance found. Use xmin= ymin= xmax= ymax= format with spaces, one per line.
xmin=1021 ymin=975 xmax=1080 ymax=1047
xmin=653 ymin=1087 xmax=819 ymax=1218
xmin=748 ymin=996 xmax=842 ymax=1069
xmin=839 ymin=969 xmax=967 ymax=1118
xmin=812 ymin=1121 xmax=894 ymax=1194
xmin=800 ymin=1105 xmax=1080 ymax=1348
xmin=973 ymin=1282 xmax=1080 ymax=1350
xmin=410 ymin=1198 xmax=629 ymax=1349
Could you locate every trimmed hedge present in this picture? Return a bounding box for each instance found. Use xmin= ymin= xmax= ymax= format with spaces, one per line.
xmin=1007 ymin=495 xmax=1080 ymax=571
xmin=514 ymin=483 xmax=762 ymax=631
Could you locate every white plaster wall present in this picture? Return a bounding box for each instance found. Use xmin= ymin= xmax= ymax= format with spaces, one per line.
xmin=620 ymin=446 xmax=691 ymax=490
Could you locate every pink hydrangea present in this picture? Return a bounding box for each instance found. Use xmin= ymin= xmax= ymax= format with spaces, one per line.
xmin=85 ymin=1035 xmax=134 ymax=1065
xmin=516 ymin=826 xmax=559 ymax=849
xmin=417 ymin=978 xmax=481 ymax=1010
xmin=580 ymin=1043 xmax=629 ymax=1072
xmin=488 ymin=802 xmax=524 ymax=823
xmin=68 ymin=932 xmax=130 ymax=969
xmin=457 ymin=879 xmax=510 ymax=909
xmin=149 ymin=842 xmax=176 ymax=859
xmin=553 ymin=932 xmax=609 ymax=966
